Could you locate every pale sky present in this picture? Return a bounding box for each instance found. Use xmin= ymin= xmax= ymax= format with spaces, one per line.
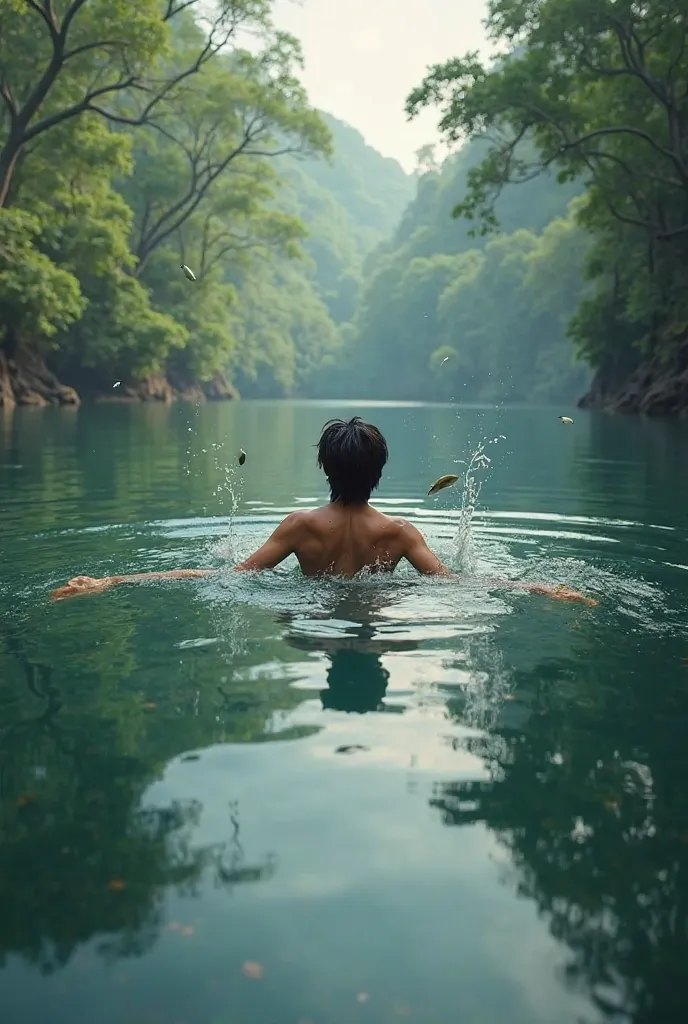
xmin=273 ymin=0 xmax=490 ymax=172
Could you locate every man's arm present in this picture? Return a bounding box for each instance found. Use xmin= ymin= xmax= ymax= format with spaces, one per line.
xmin=233 ymin=512 xmax=302 ymax=572
xmin=50 ymin=515 xmax=303 ymax=601
xmin=50 ymin=569 xmax=216 ymax=600
xmin=398 ymin=521 xmax=596 ymax=605
xmin=399 ymin=521 xmax=452 ymax=575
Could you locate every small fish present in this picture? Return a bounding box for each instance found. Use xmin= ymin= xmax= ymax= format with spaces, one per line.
xmin=427 ymin=473 xmax=460 ymax=496
xmin=440 ymin=356 xmax=449 ymax=366
xmin=238 ymin=448 xmax=246 ymax=466
xmin=113 ymin=381 xmax=121 ymax=388
xmin=181 ymin=264 xmax=196 ymax=281
xmin=559 ymin=416 xmax=574 ymax=424
xmin=335 ymin=745 xmax=369 ymax=754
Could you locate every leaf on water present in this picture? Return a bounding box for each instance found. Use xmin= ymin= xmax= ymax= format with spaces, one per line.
xmin=356 ymin=992 xmax=369 ymax=1004
xmin=393 ymin=1005 xmax=413 ymax=1018
xmin=16 ymin=793 xmax=36 ymax=807
xmin=108 ymin=878 xmax=127 ymax=891
xmin=242 ymin=961 xmax=264 ymax=980
xmin=168 ymin=921 xmax=182 ymax=932
xmin=180 ymin=926 xmax=195 ymax=936
xmin=142 ymin=702 xmax=157 ymax=710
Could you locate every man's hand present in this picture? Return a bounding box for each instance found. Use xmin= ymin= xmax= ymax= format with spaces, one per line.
xmin=50 ymin=575 xmax=116 ymax=601
xmin=528 ymin=583 xmax=598 ymax=607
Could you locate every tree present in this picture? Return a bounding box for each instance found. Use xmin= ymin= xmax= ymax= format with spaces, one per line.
xmin=118 ymin=40 xmax=329 ymax=275
xmin=0 ymin=0 xmax=277 ymax=207
xmin=406 ymin=0 xmax=688 ymax=240
xmin=405 ymin=0 xmax=688 ymax=401
xmin=0 ymin=207 xmax=84 ymax=353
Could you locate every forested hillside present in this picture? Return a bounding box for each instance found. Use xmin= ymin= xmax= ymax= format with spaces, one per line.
xmin=401 ymin=0 xmax=688 ymax=416
xmin=231 ymin=114 xmax=414 ymax=398
xmin=0 ymin=0 xmax=412 ymax=408
xmin=312 ymin=137 xmax=590 ymax=403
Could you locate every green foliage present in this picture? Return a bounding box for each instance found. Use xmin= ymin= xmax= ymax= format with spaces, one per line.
xmin=325 ymin=129 xmax=589 ymax=403
xmin=0 ymin=208 xmax=84 ymax=345
xmin=405 ymin=0 xmax=688 ymax=385
xmin=0 ymin=1 xmax=412 ymax=396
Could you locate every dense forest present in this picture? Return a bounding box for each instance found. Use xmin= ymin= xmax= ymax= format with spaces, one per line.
xmin=317 ymin=138 xmax=591 ymax=403
xmin=401 ymin=0 xmax=688 ymax=416
xmin=2 ymin=1 xmax=688 ymax=414
xmin=0 ymin=0 xmax=412 ymax=408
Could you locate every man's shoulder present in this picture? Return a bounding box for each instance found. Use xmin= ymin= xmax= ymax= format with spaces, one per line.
xmin=280 ymin=507 xmax=322 ymax=534
xmin=388 ymin=515 xmax=416 ymax=533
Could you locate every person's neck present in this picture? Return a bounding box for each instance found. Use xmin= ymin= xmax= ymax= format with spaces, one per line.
xmin=329 ymin=499 xmax=370 ymax=511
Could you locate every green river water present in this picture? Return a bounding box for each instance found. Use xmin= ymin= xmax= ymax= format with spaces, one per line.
xmin=1 ymin=400 xmax=687 ymax=1024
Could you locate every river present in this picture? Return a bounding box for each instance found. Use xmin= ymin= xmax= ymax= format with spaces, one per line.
xmin=1 ymin=400 xmax=687 ymax=1024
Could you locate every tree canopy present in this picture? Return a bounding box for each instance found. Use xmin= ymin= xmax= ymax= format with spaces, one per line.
xmin=0 ymin=0 xmax=413 ymax=403
xmin=316 ymin=130 xmax=589 ymax=403
xmin=404 ymin=0 xmax=688 ymax=407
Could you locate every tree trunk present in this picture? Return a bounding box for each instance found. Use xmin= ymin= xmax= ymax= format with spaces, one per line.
xmin=0 ymin=140 xmax=21 ymax=209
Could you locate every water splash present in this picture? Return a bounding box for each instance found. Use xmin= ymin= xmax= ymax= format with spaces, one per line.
xmin=452 ymin=436 xmax=506 ymax=572
xmin=209 ymin=442 xmax=244 ymax=561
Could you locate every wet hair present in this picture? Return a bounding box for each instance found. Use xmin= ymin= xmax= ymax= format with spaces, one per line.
xmin=316 ymin=416 xmax=388 ymax=505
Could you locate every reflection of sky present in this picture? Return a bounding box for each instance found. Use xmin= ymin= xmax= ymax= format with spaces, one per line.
xmin=1 ymin=737 xmax=601 ymax=1024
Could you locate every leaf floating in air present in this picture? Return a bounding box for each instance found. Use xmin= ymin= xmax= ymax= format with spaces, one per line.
xmin=181 ymin=264 xmax=196 ymax=281
xmin=238 ymin=448 xmax=246 ymax=466
xmin=242 ymin=961 xmax=264 ymax=980
xmin=559 ymin=416 xmax=574 ymax=424
xmin=427 ymin=473 xmax=460 ymax=496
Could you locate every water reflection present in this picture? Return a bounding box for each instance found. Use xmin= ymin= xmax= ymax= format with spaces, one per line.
xmin=429 ymin=627 xmax=688 ymax=1024
xmin=0 ymin=609 xmax=279 ymax=978
xmin=278 ymin=597 xmax=419 ymax=715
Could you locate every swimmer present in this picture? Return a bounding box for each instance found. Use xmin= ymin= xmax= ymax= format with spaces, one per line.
xmin=51 ymin=417 xmax=595 ymax=605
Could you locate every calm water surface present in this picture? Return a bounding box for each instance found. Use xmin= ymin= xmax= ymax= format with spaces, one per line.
xmin=1 ymin=401 xmax=688 ymax=1024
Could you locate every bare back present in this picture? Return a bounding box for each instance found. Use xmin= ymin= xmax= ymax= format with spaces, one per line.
xmin=234 ymin=502 xmax=450 ymax=577
xmin=293 ymin=504 xmax=409 ymax=576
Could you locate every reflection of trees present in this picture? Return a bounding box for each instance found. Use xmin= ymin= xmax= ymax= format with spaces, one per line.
xmin=430 ymin=630 xmax=688 ymax=1024
xmin=0 ymin=593 xmax=292 ymax=973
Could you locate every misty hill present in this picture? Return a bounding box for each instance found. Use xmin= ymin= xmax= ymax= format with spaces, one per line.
xmin=305 ymin=135 xmax=590 ymax=404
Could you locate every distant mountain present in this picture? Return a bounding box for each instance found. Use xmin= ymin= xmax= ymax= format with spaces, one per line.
xmin=231 ymin=112 xmax=415 ymax=397
xmin=279 ymin=113 xmax=415 ymax=323
xmin=304 ymin=134 xmax=590 ymax=404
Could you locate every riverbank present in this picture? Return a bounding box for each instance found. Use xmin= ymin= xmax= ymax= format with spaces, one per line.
xmin=0 ymin=351 xmax=238 ymax=410
xmin=578 ymin=342 xmax=688 ymax=417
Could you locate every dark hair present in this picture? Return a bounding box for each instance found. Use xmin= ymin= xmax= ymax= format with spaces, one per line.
xmin=316 ymin=417 xmax=388 ymax=505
